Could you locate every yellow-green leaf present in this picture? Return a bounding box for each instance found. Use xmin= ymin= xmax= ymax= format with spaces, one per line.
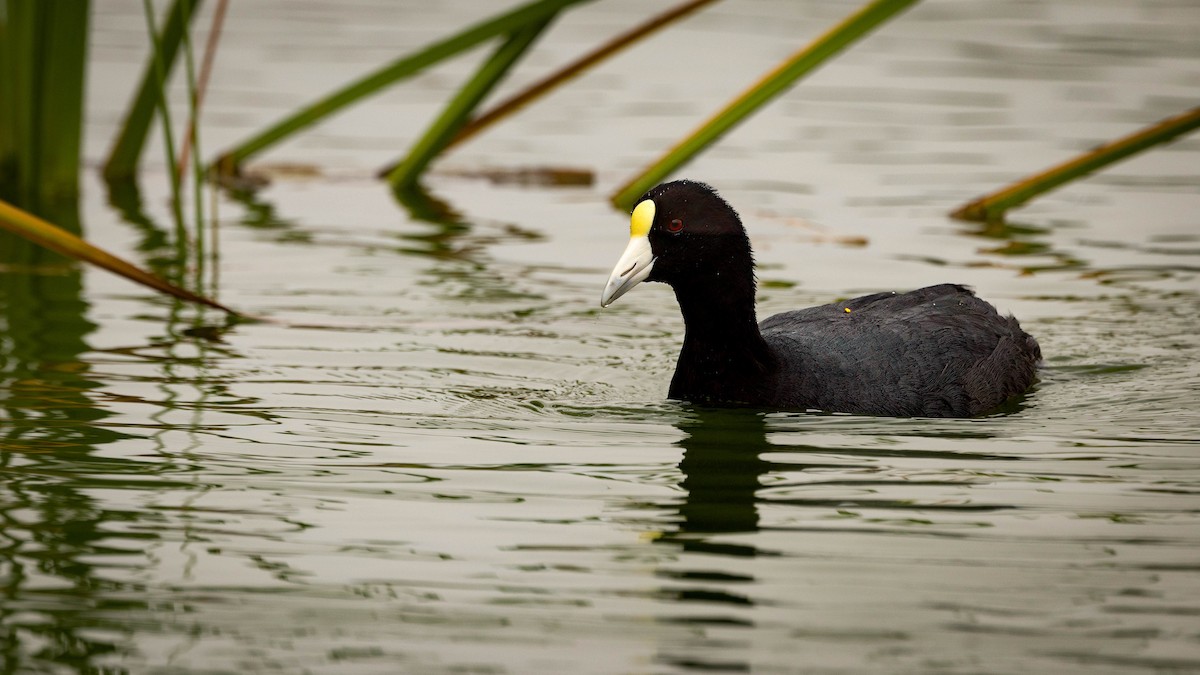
xmin=0 ymin=198 xmax=240 ymax=315
xmin=952 ymin=107 xmax=1200 ymax=222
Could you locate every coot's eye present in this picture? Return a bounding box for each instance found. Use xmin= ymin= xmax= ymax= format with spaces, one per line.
xmin=666 ymin=219 xmax=684 ymax=234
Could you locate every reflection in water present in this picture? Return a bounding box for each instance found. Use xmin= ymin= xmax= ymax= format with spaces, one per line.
xmin=0 ymin=203 xmax=145 ymax=670
xmin=964 ymin=218 xmax=1086 ymax=275
xmin=105 ymin=179 xmax=186 ymax=276
xmin=1 ymin=0 xmax=1194 ymax=668
xmin=0 ymin=194 xmax=246 ymax=671
xmin=395 ymin=185 xmax=551 ymax=307
xmin=652 ymin=409 xmax=774 ymax=672
xmin=392 ymin=184 xmax=473 ymax=260
xmin=223 ymin=178 xmax=551 ymax=318
xmin=225 ymin=184 xmax=305 ymax=239
xmin=668 ymin=409 xmax=773 ymax=554
xmin=224 ymin=179 xmax=477 ymax=261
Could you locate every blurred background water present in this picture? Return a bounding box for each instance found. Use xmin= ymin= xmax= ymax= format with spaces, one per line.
xmin=2 ymin=0 xmax=1198 ymax=672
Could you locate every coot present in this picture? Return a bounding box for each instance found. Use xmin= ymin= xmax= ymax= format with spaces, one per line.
xmin=600 ymin=180 xmax=1040 ymax=417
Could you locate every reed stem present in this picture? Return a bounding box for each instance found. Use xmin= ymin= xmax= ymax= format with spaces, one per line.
xmin=388 ymin=17 xmax=556 ymax=193
xmin=951 ymin=107 xmax=1200 ymax=222
xmin=214 ymin=0 xmax=591 ymax=176
xmin=610 ymin=0 xmax=918 ymax=210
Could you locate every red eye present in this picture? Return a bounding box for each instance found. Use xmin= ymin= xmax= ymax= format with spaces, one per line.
xmin=666 ymin=219 xmax=684 ymax=233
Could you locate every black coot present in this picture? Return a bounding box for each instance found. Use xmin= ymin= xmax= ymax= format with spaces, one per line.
xmin=601 ymin=180 xmax=1041 ymax=417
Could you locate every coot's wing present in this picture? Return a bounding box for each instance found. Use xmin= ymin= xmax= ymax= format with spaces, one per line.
xmin=759 ymin=285 xmax=1039 ymax=416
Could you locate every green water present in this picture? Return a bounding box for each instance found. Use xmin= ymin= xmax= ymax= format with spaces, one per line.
xmin=2 ymin=1 xmax=1199 ymax=672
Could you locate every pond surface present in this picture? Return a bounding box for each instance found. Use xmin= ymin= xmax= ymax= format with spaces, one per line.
xmin=3 ymin=0 xmax=1199 ymax=672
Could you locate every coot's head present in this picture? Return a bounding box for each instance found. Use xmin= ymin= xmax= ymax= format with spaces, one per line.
xmin=601 ymin=180 xmax=752 ymax=307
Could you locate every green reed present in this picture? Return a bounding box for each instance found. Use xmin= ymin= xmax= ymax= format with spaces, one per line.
xmin=610 ymin=0 xmax=918 ymax=210
xmin=104 ymin=0 xmax=203 ymax=183
xmin=213 ymin=0 xmax=592 ymax=178
xmin=0 ymin=0 xmax=91 ymax=213
xmin=952 ymin=107 xmax=1200 ymax=223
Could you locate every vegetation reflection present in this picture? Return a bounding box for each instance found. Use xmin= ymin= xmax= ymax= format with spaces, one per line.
xmin=1 ymin=212 xmax=139 ymax=669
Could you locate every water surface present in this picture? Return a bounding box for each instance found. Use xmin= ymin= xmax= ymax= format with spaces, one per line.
xmin=3 ymin=0 xmax=1199 ymax=672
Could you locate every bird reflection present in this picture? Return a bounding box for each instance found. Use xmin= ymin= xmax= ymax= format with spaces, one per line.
xmin=656 ymin=407 xmax=782 ymax=576
xmin=668 ymin=408 xmax=774 ymax=556
xmin=650 ymin=408 xmax=778 ymax=672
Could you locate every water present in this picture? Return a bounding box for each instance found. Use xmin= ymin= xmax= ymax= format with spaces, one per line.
xmin=3 ymin=0 xmax=1199 ymax=672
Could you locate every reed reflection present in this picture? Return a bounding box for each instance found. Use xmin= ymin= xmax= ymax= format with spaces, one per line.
xmin=0 ymin=204 xmax=148 ymax=671
xmin=0 ymin=192 xmax=237 ymax=672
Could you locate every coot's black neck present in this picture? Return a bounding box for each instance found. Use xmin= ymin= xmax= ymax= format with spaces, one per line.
xmin=669 ymin=269 xmax=778 ymax=405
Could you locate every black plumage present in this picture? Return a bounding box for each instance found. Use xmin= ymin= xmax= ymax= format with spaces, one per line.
xmin=601 ymin=180 xmax=1041 ymax=417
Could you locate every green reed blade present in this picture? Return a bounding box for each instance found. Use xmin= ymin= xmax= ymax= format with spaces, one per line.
xmin=377 ymin=0 xmax=719 ymax=178
xmin=141 ymin=0 xmax=187 ymax=234
xmin=0 ymin=198 xmax=240 ymax=315
xmin=177 ymin=0 xmax=228 ymax=177
xmin=178 ymin=0 xmax=207 ymax=294
xmin=214 ymin=0 xmax=592 ymax=177
xmin=387 ymin=17 xmax=556 ymax=193
xmin=951 ymin=107 xmax=1200 ymax=223
xmin=35 ymin=0 xmax=91 ymax=206
xmin=0 ymin=1 xmax=38 ymax=203
xmin=103 ymin=0 xmax=202 ymax=183
xmin=610 ymin=0 xmax=919 ymax=210
xmin=0 ymin=5 xmax=11 ymax=187
xmin=1 ymin=1 xmax=91 ymax=209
